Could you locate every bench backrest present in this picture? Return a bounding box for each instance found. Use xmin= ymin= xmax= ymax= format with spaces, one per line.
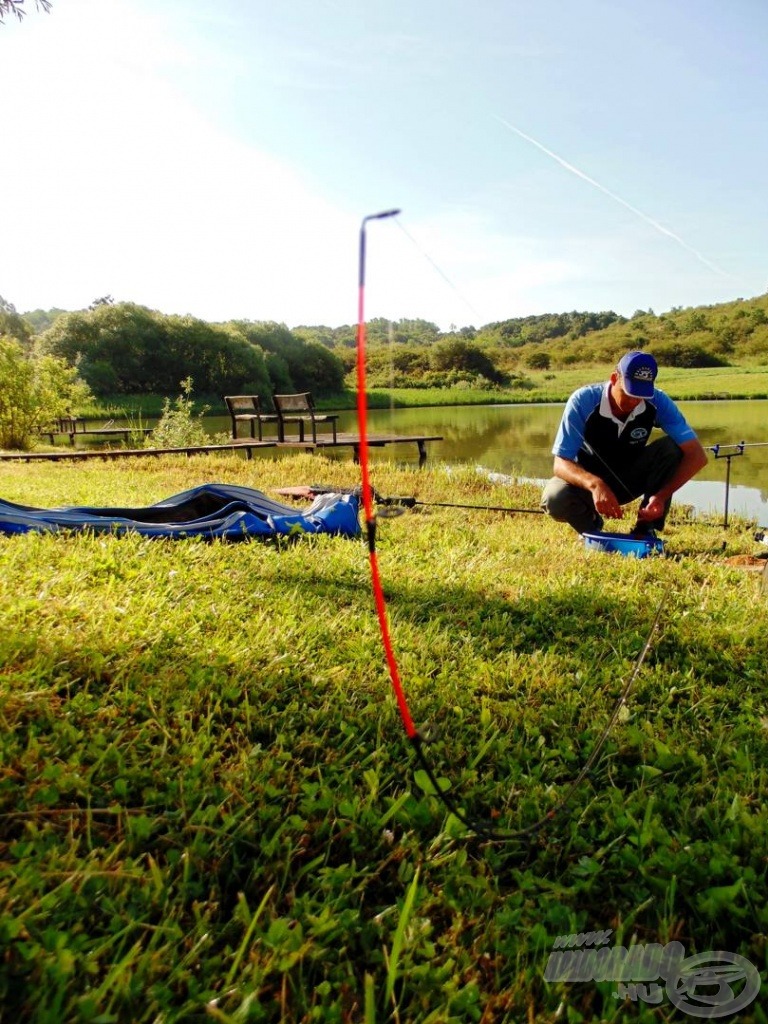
xmin=225 ymin=395 xmax=262 ymax=416
xmin=273 ymin=392 xmax=315 ymax=415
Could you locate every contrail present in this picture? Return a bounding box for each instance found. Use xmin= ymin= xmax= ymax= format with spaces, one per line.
xmin=495 ymin=114 xmax=736 ymax=282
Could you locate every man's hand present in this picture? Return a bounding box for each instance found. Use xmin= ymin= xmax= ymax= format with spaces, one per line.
xmin=591 ymin=481 xmax=624 ymax=519
xmin=553 ymin=457 xmax=625 ymax=519
xmin=636 ymin=441 xmax=708 ymax=522
xmin=637 ymin=495 xmax=666 ymax=522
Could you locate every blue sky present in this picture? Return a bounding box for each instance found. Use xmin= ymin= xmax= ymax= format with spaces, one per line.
xmin=2 ymin=0 xmax=766 ymax=329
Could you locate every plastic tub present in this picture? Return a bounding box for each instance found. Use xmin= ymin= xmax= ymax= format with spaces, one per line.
xmin=582 ymin=531 xmax=665 ymax=558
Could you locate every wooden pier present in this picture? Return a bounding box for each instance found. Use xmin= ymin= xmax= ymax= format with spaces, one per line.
xmin=275 ymin=432 xmax=443 ymax=466
xmin=37 ymin=417 xmax=153 ymax=446
xmin=0 ymin=433 xmax=442 ymax=465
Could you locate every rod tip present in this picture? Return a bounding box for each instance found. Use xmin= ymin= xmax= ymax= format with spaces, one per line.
xmin=365 ymin=208 xmax=401 ymax=222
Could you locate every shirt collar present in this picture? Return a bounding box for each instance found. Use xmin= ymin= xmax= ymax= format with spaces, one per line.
xmin=600 ymin=382 xmax=646 ymax=431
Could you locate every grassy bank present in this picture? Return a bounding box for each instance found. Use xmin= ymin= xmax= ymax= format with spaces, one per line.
xmin=1 ymin=453 xmax=767 ymax=1022
xmin=84 ymin=364 xmax=768 ymax=421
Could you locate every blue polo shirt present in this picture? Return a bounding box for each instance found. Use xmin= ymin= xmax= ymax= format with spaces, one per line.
xmin=552 ymin=383 xmax=697 ymax=478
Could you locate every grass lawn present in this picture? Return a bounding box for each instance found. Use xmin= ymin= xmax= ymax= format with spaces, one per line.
xmin=0 ymin=453 xmax=766 ymax=1022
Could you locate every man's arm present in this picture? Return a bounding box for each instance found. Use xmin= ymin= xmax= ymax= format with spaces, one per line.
xmin=553 ymin=455 xmax=625 ymax=519
xmin=636 ymin=438 xmax=708 ymax=522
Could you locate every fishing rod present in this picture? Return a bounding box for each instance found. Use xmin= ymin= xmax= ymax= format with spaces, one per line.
xmin=376 ymin=495 xmax=545 ymax=515
xmin=282 ymin=485 xmax=545 ymax=518
xmin=356 ymin=209 xmax=418 ymax=743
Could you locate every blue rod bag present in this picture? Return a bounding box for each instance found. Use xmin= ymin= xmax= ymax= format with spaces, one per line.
xmin=0 ymin=484 xmax=360 ymax=540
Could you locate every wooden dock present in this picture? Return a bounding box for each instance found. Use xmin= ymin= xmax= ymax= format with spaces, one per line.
xmin=0 ymin=440 xmax=275 ymax=463
xmin=0 ymin=433 xmax=442 ymax=465
xmin=276 ymin=432 xmax=443 ymax=466
xmin=37 ymin=417 xmax=153 ymax=446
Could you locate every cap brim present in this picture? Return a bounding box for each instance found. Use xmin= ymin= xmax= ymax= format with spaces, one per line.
xmin=622 ymin=376 xmax=654 ymax=399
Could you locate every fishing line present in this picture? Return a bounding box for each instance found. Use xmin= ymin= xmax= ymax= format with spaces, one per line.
xmin=392 ymin=217 xmax=485 ymax=323
xmin=356 ymin=209 xmax=665 ymax=842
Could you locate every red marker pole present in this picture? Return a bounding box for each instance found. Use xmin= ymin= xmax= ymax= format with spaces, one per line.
xmin=355 ymin=209 xmax=418 ymax=740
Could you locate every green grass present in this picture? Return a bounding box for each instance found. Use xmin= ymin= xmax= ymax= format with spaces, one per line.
xmin=362 ymin=364 xmax=768 ymax=406
xmin=1 ymin=453 xmax=767 ymax=1022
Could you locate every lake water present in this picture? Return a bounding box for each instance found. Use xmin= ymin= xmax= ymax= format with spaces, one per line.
xmin=205 ymin=399 xmax=768 ymax=527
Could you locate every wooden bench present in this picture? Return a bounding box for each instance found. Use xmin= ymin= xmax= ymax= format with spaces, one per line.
xmin=224 ymin=395 xmax=278 ymax=441
xmin=272 ymin=392 xmax=339 ymax=444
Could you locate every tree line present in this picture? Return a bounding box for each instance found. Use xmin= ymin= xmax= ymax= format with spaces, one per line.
xmin=295 ymin=296 xmax=768 ymax=385
xmin=2 ymin=291 xmax=767 ymax=416
xmin=3 ymin=298 xmax=347 ymax=400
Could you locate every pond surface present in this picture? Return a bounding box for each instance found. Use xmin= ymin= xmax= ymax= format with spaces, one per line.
xmin=204 ymin=400 xmax=768 ymax=527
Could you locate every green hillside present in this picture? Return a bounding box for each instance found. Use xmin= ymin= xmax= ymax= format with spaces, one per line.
xmin=298 ymin=294 xmax=768 ymax=390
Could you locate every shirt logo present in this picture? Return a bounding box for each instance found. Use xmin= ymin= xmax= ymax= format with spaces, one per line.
xmin=630 ymin=427 xmax=648 ymax=440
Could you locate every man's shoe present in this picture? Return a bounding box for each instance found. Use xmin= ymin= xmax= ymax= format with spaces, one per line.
xmin=629 ymin=523 xmax=657 ymax=539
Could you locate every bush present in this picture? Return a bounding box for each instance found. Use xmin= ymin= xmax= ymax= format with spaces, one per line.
xmin=430 ymin=340 xmax=505 ymax=383
xmin=0 ymin=337 xmax=91 ymax=450
xmin=147 ymin=378 xmax=224 ymax=449
xmin=525 ymin=351 xmax=551 ymax=370
xmin=652 ymin=343 xmax=728 ymax=369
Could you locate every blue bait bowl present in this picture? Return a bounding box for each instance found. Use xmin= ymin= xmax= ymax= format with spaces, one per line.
xmin=582 ymin=531 xmax=665 ymax=558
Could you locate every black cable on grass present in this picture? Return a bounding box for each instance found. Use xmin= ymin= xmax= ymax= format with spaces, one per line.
xmin=405 ymin=589 xmax=666 ymax=843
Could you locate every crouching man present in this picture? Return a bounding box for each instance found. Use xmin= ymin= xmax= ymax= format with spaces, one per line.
xmin=541 ymin=351 xmax=708 ymax=537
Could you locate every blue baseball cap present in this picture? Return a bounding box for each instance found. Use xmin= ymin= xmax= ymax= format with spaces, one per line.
xmin=617 ymin=351 xmax=658 ymax=399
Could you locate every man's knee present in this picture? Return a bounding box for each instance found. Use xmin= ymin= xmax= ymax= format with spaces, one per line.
xmin=541 ymin=478 xmax=594 ymax=520
xmin=640 ymin=436 xmax=684 ymax=488
xmin=541 ymin=478 xmax=572 ymax=519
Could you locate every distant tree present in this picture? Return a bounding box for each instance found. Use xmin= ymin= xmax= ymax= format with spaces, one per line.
xmin=0 ymin=296 xmax=32 ymax=349
xmin=652 ymin=343 xmax=726 ymax=369
xmin=292 ymin=325 xmax=337 ymax=349
xmin=264 ymin=351 xmax=293 ymax=394
xmin=230 ymin=320 xmax=345 ymax=396
xmin=37 ymin=303 xmax=272 ymax=396
xmin=683 ymin=311 xmax=709 ymax=334
xmin=431 ymin=339 xmax=505 ymax=383
xmin=393 ymin=318 xmax=441 ymax=346
xmin=289 ymin=342 xmax=345 ymax=394
xmin=89 ymin=295 xmax=114 ymax=310
xmin=0 ymin=0 xmax=51 ymax=23
xmin=391 ymin=348 xmax=429 ymax=375
xmin=0 ymin=337 xmax=90 ymax=450
xmin=525 ymin=351 xmax=551 ymax=371
xmin=22 ymin=307 xmax=67 ymax=335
